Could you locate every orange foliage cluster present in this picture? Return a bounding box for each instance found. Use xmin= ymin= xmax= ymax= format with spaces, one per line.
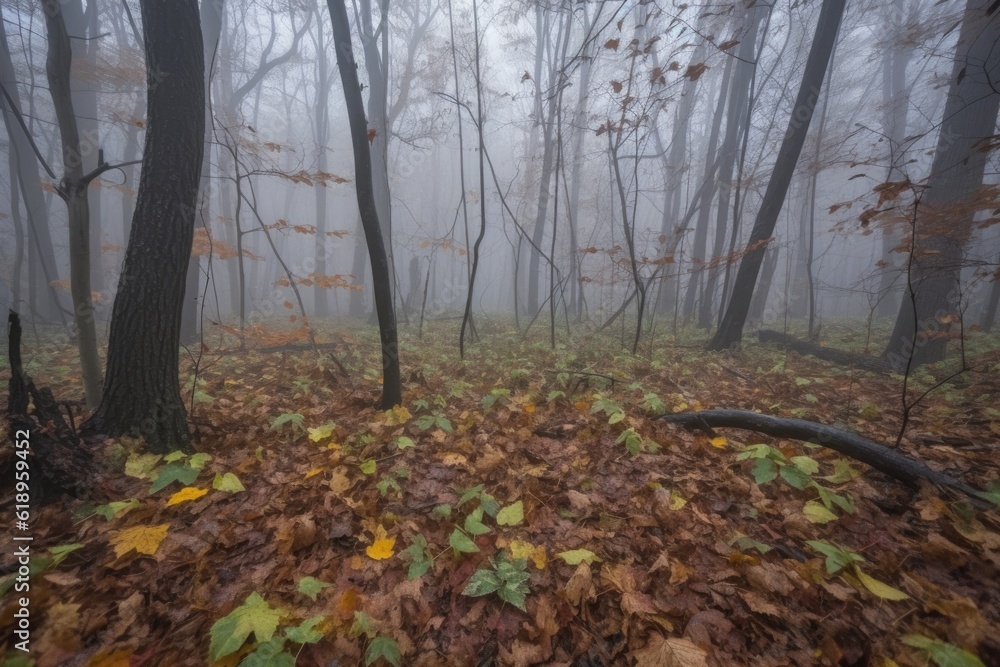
xmin=278 ymin=170 xmax=350 ymax=187
xmin=273 ymin=273 xmax=361 ymax=291
xmin=190 ymin=228 xmax=262 ymax=261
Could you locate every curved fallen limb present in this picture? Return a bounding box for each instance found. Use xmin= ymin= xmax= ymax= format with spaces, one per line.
xmin=655 ymin=409 xmax=982 ymax=500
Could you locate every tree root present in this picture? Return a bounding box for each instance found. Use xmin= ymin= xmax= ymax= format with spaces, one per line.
xmin=655 ymin=409 xmax=984 ymax=501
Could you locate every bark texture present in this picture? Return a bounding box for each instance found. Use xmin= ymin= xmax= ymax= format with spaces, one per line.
xmin=84 ymin=0 xmax=205 ymax=452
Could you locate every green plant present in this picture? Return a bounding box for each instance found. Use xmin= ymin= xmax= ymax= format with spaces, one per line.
xmin=270 ymin=412 xmax=306 ymax=435
xmin=462 ymin=550 xmax=531 ymax=611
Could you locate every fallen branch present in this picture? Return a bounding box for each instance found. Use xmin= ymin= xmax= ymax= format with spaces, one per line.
xmin=757 ymin=329 xmax=892 ymax=374
xmin=655 ymin=409 xmax=983 ymax=500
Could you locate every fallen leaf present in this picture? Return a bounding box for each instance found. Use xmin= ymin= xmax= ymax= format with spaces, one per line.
xmin=110 ymin=524 xmax=169 ymax=558
xmin=166 ymin=486 xmax=208 ymax=506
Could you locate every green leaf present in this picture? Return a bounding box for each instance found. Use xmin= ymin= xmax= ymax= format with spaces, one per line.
xmin=806 ymin=540 xmax=863 ymax=575
xmin=820 ymin=459 xmax=860 ymax=484
xmin=901 ymin=635 xmax=985 ymax=667
xmin=188 ymin=453 xmax=212 ymax=469
xmin=365 ymin=635 xmax=402 ymax=667
xmin=607 ymin=411 xmax=625 ymax=425
xmin=209 ymin=592 xmax=285 ymax=661
xmin=435 ymin=416 xmax=453 ymax=433
xmin=297 ymin=576 xmax=331 ymax=601
xmin=751 ymin=458 xmax=778 ymax=485
xmin=95 ymin=499 xmax=140 ymax=520
xmin=164 ymin=451 xmax=186 ymax=463
xmin=350 ymin=611 xmax=376 ymax=640
xmin=394 ymin=436 xmax=415 ymax=450
xmin=149 ymin=462 xmax=199 ymax=493
xmin=49 ymin=543 xmax=85 ymax=567
xmin=284 ymin=615 xmax=326 ymax=645
xmin=124 ymin=453 xmax=161 ymax=479
xmin=496 ymin=501 xmax=524 ymax=527
xmin=270 ymin=412 xmax=305 ymax=432
xmin=803 ymin=500 xmax=838 ymax=524
xmin=729 ymin=533 xmax=772 ymax=554
xmin=464 ymin=508 xmax=490 ymax=536
xmin=359 ymin=459 xmax=377 ymax=475
xmin=400 ymin=535 xmax=432 ymax=580
xmin=213 ymin=472 xmax=246 ymax=493
xmin=237 ymin=638 xmax=294 ymax=667
xmin=479 ymin=493 xmax=501 ymax=517
xmin=431 ymin=504 xmax=452 ymax=520
xmin=456 ymin=484 xmax=484 ymax=508
xmin=462 ymin=569 xmax=502 ymax=597
xmin=853 ymin=566 xmax=909 ymax=600
xmin=556 ymin=549 xmax=600 ymax=565
xmin=736 ymin=444 xmax=779 ymax=461
xmin=546 ymin=390 xmax=566 ymax=402
xmin=790 ymin=456 xmax=819 ymax=475
xmin=449 ymin=528 xmax=479 ymax=553
xmin=780 ymin=463 xmax=813 ymax=490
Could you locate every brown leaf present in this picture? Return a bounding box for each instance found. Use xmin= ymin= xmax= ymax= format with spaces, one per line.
xmin=367 ymin=128 xmax=377 ymax=144
xmin=610 ymin=80 xmax=623 ymax=93
xmin=604 ymin=38 xmax=620 ymax=51
xmin=632 ymin=635 xmax=708 ymax=667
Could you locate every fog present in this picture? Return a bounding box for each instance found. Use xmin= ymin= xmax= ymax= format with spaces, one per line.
xmin=1 ymin=0 xmax=998 ymax=349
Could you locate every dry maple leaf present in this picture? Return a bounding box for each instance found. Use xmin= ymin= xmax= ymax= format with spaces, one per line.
xmin=110 ymin=524 xmax=169 ymax=558
xmin=632 ymin=635 xmax=708 ymax=667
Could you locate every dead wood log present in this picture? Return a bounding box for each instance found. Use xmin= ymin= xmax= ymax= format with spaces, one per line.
xmin=655 ymin=409 xmax=983 ymax=500
xmin=5 ymin=310 xmax=96 ymax=503
xmin=757 ymin=329 xmax=892 ymax=374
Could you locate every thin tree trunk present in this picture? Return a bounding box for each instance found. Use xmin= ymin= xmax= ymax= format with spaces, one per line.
xmin=40 ymin=0 xmax=103 ymax=408
xmin=327 ymin=0 xmax=402 ymax=408
xmin=709 ymin=0 xmax=847 ymax=351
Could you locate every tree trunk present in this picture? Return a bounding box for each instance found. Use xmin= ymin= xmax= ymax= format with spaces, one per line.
xmin=698 ymin=8 xmax=763 ymax=329
xmin=882 ymin=0 xmax=1000 ymax=369
xmin=40 ymin=0 xmax=103 ymax=408
xmin=982 ymin=261 xmax=999 ymax=333
xmin=327 ymin=0 xmax=402 ymax=408
xmin=313 ymin=7 xmax=332 ymax=318
xmin=875 ymin=0 xmax=914 ymax=320
xmin=0 ymin=6 xmax=65 ymax=324
xmin=683 ymin=59 xmax=731 ymax=320
xmin=709 ymin=0 xmax=846 ymax=351
xmin=84 ymin=0 xmax=205 ymax=452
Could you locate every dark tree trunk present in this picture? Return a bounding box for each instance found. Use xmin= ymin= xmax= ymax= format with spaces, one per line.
xmin=748 ymin=245 xmax=779 ymax=324
xmin=83 ymin=0 xmax=205 ymax=452
xmin=882 ymin=0 xmax=1000 ymax=369
xmin=40 ymin=0 xmax=103 ymax=408
xmin=709 ymin=0 xmax=846 ymax=351
xmin=326 ymin=0 xmax=402 ymax=408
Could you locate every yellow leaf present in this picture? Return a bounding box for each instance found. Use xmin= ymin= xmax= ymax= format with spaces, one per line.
xmin=366 ymin=538 xmax=395 ymax=560
xmin=307 ymin=422 xmax=337 ymax=443
xmin=853 ymin=566 xmax=909 ymax=600
xmin=709 ymin=436 xmax=727 ymax=448
xmin=110 ymin=524 xmax=169 ymax=557
xmin=305 ymin=467 xmax=324 ymax=479
xmin=166 ymin=486 xmax=208 ymax=506
xmin=385 ymin=405 xmax=412 ymax=425
xmin=509 ymin=540 xmax=548 ymax=569
xmin=523 ymin=403 xmax=536 ymax=414
xmin=669 ymin=489 xmax=687 ymax=510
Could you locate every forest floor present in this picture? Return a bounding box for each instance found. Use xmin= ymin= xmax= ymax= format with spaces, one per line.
xmin=2 ymin=316 xmax=1000 ymax=667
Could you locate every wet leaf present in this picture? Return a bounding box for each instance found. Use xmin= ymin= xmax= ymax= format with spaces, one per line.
xmin=110 ymin=524 xmax=169 ymax=558
xmin=208 ymin=592 xmax=284 ymax=661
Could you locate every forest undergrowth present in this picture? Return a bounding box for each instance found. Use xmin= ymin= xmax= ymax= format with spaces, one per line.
xmin=2 ymin=317 xmax=999 ymax=667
